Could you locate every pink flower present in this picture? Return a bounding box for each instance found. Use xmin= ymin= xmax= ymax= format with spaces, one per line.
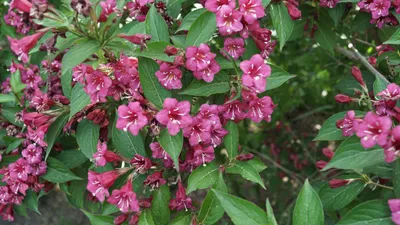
xmin=87 ymin=170 xmax=120 ymax=202
xmin=389 ymin=199 xmax=400 ymax=225
xmin=193 ymin=60 xmax=221 ymax=83
xmin=193 ymin=145 xmax=215 ymax=167
xmin=336 ymin=110 xmax=359 ymax=137
xmin=99 ymin=0 xmax=118 ymax=22
xmin=8 ymin=32 xmax=46 ymax=63
xmin=221 ymin=38 xmax=245 ymax=60
xmin=155 ymin=63 xmax=183 ymax=90
xmin=150 ymin=142 xmax=174 ymax=168
xmin=206 ymin=122 xmax=228 ymax=147
xmin=216 ymin=5 xmax=243 ymax=36
xmin=93 ymin=141 xmax=121 ymax=166
xmin=84 ymin=70 xmax=112 ymax=103
xmin=9 ymin=158 xmax=31 ymax=182
xmin=370 ymin=0 xmax=391 ymax=19
xmin=384 ymin=126 xmax=400 ymax=163
xmin=247 ymin=95 xmax=275 ymax=122
xmin=240 ymin=54 xmax=271 ymax=93
xmin=239 ymin=0 xmax=265 ymax=25
xmin=0 ymin=187 xmax=11 ymax=204
xmin=155 ymin=98 xmax=193 ymax=135
xmin=116 ymin=102 xmax=148 ymax=136
xmin=377 ymin=83 xmax=400 ymax=103
xmin=10 ymin=0 xmax=33 ymax=13
xmin=358 ymin=0 xmax=374 ymax=11
xmin=130 ymin=154 xmax=153 ymax=174
xmin=9 ymin=179 xmax=29 ymax=195
xmin=107 ymin=180 xmax=140 ymax=213
xmin=30 ymin=161 xmax=47 ymax=176
xmin=185 ymin=44 xmax=216 ymax=72
xmin=144 ymin=171 xmax=166 ymax=190
xmin=218 ymin=100 xmax=248 ymax=121
xmin=354 ymin=112 xmax=392 ymax=148
xmin=72 ymin=64 xmax=94 ymax=84
xmin=30 ymin=89 xmax=54 ymax=111
xmin=183 ymin=117 xmax=212 ymax=146
xmin=197 ymin=104 xmax=220 ymax=123
xmin=21 ymin=144 xmax=43 ymax=164
xmin=319 ymin=0 xmax=340 ymax=8
xmin=205 ymin=0 xmax=236 ymax=12
xmin=169 ymin=181 xmax=194 ymax=211
xmin=22 ymin=69 xmax=42 ymax=89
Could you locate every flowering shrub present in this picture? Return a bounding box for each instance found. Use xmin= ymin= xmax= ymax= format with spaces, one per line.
xmin=0 ymin=0 xmax=399 ymax=224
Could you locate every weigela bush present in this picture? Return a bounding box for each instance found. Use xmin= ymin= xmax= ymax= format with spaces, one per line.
xmin=0 ymin=0 xmax=399 ymax=224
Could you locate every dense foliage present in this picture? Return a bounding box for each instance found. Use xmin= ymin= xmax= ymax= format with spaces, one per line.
xmin=0 ymin=0 xmax=399 ymax=224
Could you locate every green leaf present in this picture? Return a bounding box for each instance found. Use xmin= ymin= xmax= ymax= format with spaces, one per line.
xmin=134 ymin=42 xmax=175 ymax=62
xmin=267 ymin=64 xmax=296 ymax=90
xmin=5 ymin=138 xmax=23 ymax=154
xmin=158 ymin=129 xmax=183 ymax=171
xmin=318 ymin=181 xmax=365 ymax=211
xmin=176 ymin=9 xmax=207 ymax=33
xmin=45 ymin=113 xmax=69 ymax=160
xmin=270 ymin=3 xmax=294 ymax=50
xmin=314 ymin=111 xmax=365 ymax=141
xmin=82 ymin=210 xmax=114 ymax=225
xmin=212 ymin=189 xmax=269 ymax=225
xmin=0 ymin=18 xmax=16 ymax=38
xmin=170 ymin=35 xmax=186 ymax=49
xmin=266 ymin=199 xmax=278 ymax=225
xmin=61 ymin=39 xmax=101 ymax=72
xmin=42 ymin=157 xmax=82 ymax=183
xmin=69 ymin=83 xmax=90 ymax=119
xmin=293 ymin=179 xmax=324 ymax=225
xmin=187 ymin=162 xmax=219 ymax=193
xmin=138 ymin=57 xmax=171 ymax=109
xmin=179 ymin=71 xmax=230 ymax=97
xmin=247 ymin=157 xmax=267 ymax=172
xmin=61 ymin=68 xmax=73 ymax=99
xmin=67 ymin=180 xmax=86 ymax=209
xmin=10 ymin=70 xmax=26 ymax=93
xmin=315 ymin=12 xmax=336 ymax=55
xmin=328 ymin=4 xmax=345 ymax=26
xmin=139 ymin=209 xmax=156 ymax=225
xmin=224 ymin=121 xmax=239 ymax=159
xmin=215 ymin=56 xmax=240 ymax=69
xmin=0 ymin=94 xmax=15 ymax=103
xmin=146 ymin=5 xmax=170 ymax=43
xmin=167 ymin=0 xmax=184 ymax=19
xmin=198 ymin=172 xmax=227 ymax=225
xmin=373 ymin=75 xmax=390 ymax=96
xmin=384 ymin=28 xmax=400 ymax=45
xmin=56 ymin=149 xmax=88 ymax=169
xmin=336 ymin=200 xmax=392 ymax=225
xmin=169 ymin=212 xmax=191 ymax=225
xmin=76 ymin=119 xmax=100 ymax=159
xmin=226 ymin=161 xmax=265 ymax=189
xmin=112 ymin=115 xmax=146 ymax=158
xmin=1 ymin=107 xmax=23 ymax=127
xmin=151 ymin=185 xmax=171 ymax=225
xmin=23 ymin=190 xmax=40 ymax=215
xmin=393 ymin=159 xmax=400 ymax=197
xmin=186 ymin=11 xmax=217 ymax=47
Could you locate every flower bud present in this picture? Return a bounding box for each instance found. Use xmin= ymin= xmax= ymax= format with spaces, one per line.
xmin=322 ymin=148 xmax=334 ymax=159
xmin=335 ymin=94 xmax=352 ymax=103
xmin=114 ymin=214 xmax=128 ymax=225
xmin=236 ymin=153 xmax=254 ymax=161
xmin=351 ymin=66 xmax=365 ymax=87
xmin=316 ymin=160 xmax=327 ymax=170
xmin=368 ymin=57 xmax=377 ymax=66
xmin=329 ymin=179 xmax=350 ymax=189
xmin=164 ymin=45 xmax=179 ymax=56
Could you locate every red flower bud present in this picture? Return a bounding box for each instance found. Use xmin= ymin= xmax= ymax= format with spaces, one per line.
xmin=335 ymin=94 xmax=352 ymax=103
xmin=351 ymin=66 xmax=365 ymax=87
xmin=118 ymin=34 xmax=152 ymax=50
xmin=322 ymin=148 xmax=334 ymax=159
xmin=329 ymin=179 xmax=350 ymax=189
xmin=368 ymin=57 xmax=377 ymax=66
xmin=164 ymin=45 xmax=179 ymax=56
xmin=236 ymin=153 xmax=254 ymax=161
xmin=114 ymin=214 xmax=129 ymax=225
xmin=286 ymin=3 xmax=301 ymax=20
xmin=316 ymin=160 xmax=328 ymax=170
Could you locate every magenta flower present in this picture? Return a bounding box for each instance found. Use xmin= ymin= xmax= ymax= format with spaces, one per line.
xmin=7 ymin=32 xmax=46 ymax=63
xmin=72 ymin=64 xmax=94 ymax=84
xmin=354 ymin=112 xmax=392 ymax=148
xmin=116 ymin=102 xmax=148 ymax=136
xmin=389 ymin=199 xmax=400 ymax=225
xmin=31 ymin=89 xmax=54 ymax=111
xmin=0 ymin=187 xmax=11 ymax=204
xmin=319 ymin=0 xmax=340 ymax=8
xmin=144 ymin=171 xmax=167 ymax=190
xmin=87 ymin=170 xmax=120 ymax=202
xmin=218 ymin=100 xmax=248 ymax=121
xmin=150 ymin=142 xmax=174 ymax=168
xmin=107 ymin=180 xmax=140 ymax=213
xmin=21 ymin=144 xmax=43 ymax=164
xmin=155 ymin=63 xmax=183 ymax=90
xmin=130 ymin=154 xmax=153 ymax=174
xmin=99 ymin=0 xmax=118 ymax=22
xmin=369 ymin=0 xmax=391 ymax=19
xmin=193 ymin=145 xmax=215 ymax=167
xmin=247 ymin=96 xmax=276 ymax=123
xmin=183 ymin=117 xmax=212 ymax=146
xmin=10 ymin=0 xmax=33 ymax=13
xmin=205 ymin=0 xmax=236 ymax=12
xmin=197 ymin=104 xmax=220 ymax=124
xmin=384 ymin=126 xmax=400 ymax=163
xmin=93 ymin=141 xmax=112 ymax=166
xmin=9 ymin=179 xmax=29 ymax=195
xmin=239 ymin=0 xmax=265 ymax=24
xmin=358 ymin=0 xmax=374 ymax=11
xmin=169 ymin=181 xmax=194 ymax=211
xmin=216 ymin=5 xmax=243 ymax=36
xmin=193 ymin=60 xmax=221 ymax=83
xmin=113 ymin=54 xmax=140 ymax=90
xmin=221 ymin=38 xmax=245 ymax=60
xmin=185 ymin=44 xmax=216 ymax=72
xmin=9 ymin=158 xmax=31 ymax=182
xmin=207 ymin=122 xmax=228 ymax=147
xmin=84 ymin=70 xmax=112 ymax=103
xmin=336 ymin=110 xmax=359 ymax=137
xmin=30 ymin=161 xmax=47 ymax=176
xmin=156 ymin=98 xmax=192 ymax=135
xmin=240 ymin=54 xmax=271 ymax=93
xmin=377 ymin=83 xmax=400 ymax=106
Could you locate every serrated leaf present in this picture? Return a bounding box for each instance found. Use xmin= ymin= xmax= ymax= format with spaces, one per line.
xmin=176 ymin=9 xmax=207 ymax=33
xmin=179 ymin=71 xmax=230 ymax=97
xmin=187 ymin=162 xmax=219 ymax=193
xmin=151 ymin=185 xmax=171 ymax=225
xmin=146 ymin=5 xmax=169 ymax=43
xmin=267 ymin=64 xmax=296 ymax=90
xmin=336 ymin=200 xmax=392 ymax=225
xmin=82 ymin=210 xmax=114 ymax=225
xmin=266 ymin=199 xmax=278 ymax=225
xmin=158 ymin=129 xmax=183 ymax=171
xmin=186 ymin=11 xmax=216 ymax=47
xmin=76 ymin=119 xmax=100 ymax=159
xmin=138 ymin=57 xmax=171 ymax=109
xmin=224 ymin=121 xmax=238 ymax=159
xmin=226 ymin=161 xmax=265 ymax=189
xmin=69 ymin=83 xmax=90 ymax=119
xmin=42 ymin=157 xmax=82 ymax=183
xmin=212 ymin=189 xmax=269 ymax=225
xmin=61 ymin=39 xmax=101 ymax=72
xmin=293 ymin=179 xmax=324 ymax=225
xmin=270 ymin=3 xmax=294 ymax=50
xmin=112 ymin=115 xmax=146 ymax=158
xmin=55 ymin=149 xmax=88 ymax=169
xmin=318 ymin=181 xmax=365 ymax=211
xmin=45 ymin=113 xmax=69 ymax=160
xmin=139 ymin=209 xmax=156 ymax=225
